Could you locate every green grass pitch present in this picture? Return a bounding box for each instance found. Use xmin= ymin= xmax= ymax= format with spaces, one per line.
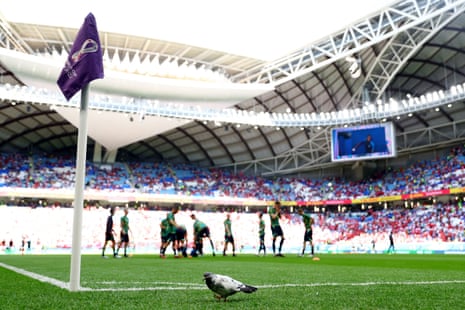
xmin=0 ymin=254 xmax=464 ymax=309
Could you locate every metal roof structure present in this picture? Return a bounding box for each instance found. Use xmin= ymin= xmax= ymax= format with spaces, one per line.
xmin=2 ymin=0 xmax=465 ymax=177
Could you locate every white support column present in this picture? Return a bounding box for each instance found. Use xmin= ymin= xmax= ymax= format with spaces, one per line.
xmin=93 ymin=142 xmax=102 ymax=163
xmin=103 ymin=149 xmax=118 ymax=163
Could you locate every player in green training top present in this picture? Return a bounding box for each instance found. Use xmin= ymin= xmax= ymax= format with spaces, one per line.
xmin=116 ymin=208 xmax=131 ymax=258
xmin=160 ymin=206 xmax=179 ymax=258
xmin=269 ymin=201 xmax=285 ymax=257
xmin=257 ymin=212 xmax=266 ymax=256
xmin=190 ymin=214 xmax=216 ymax=256
xmin=297 ymin=208 xmax=314 ymax=257
xmin=222 ymin=213 xmax=236 ymax=256
xmin=160 ymin=217 xmax=170 ymax=258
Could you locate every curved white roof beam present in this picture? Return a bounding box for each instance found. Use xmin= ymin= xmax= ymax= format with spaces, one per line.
xmin=0 ymin=48 xmax=272 ymax=102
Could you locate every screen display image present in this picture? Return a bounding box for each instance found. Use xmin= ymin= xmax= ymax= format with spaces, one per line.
xmin=331 ymin=122 xmax=396 ymax=162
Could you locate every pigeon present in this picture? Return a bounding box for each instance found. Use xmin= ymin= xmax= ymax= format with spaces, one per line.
xmin=203 ymin=272 xmax=258 ymax=301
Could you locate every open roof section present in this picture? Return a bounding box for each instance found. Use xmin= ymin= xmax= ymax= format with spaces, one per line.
xmin=0 ymin=0 xmax=396 ymax=61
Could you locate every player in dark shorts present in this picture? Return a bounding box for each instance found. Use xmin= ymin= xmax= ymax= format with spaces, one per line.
xmin=297 ymin=208 xmax=314 ymax=257
xmin=175 ymin=224 xmax=188 ymax=257
xmin=116 ymin=208 xmax=130 ymax=257
xmin=160 ymin=206 xmax=179 ymax=258
xmin=102 ymin=207 xmax=119 ymax=258
xmin=387 ymin=230 xmax=395 ymax=254
xmin=191 ymin=214 xmax=216 ymax=256
xmin=257 ymin=212 xmax=266 ymax=256
xmin=223 ymin=214 xmax=236 ymax=256
xmin=269 ymin=201 xmax=285 ymax=257
xmin=160 ymin=218 xmax=169 ymax=258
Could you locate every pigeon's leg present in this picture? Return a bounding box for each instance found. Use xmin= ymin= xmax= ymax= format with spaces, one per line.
xmin=213 ymin=294 xmax=229 ymax=302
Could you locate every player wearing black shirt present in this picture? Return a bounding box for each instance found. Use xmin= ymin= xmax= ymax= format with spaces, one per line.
xmin=102 ymin=207 xmax=119 ymax=258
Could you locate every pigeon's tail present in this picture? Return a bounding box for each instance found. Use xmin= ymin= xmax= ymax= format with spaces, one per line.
xmin=240 ymin=285 xmax=258 ymax=294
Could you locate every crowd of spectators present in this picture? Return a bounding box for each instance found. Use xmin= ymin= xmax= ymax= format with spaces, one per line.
xmin=1 ymin=146 xmax=465 ymax=202
xmin=1 ymin=200 xmax=463 ymax=254
xmin=0 ymin=145 xmax=465 ymax=254
xmin=311 ymin=201 xmax=465 ymax=250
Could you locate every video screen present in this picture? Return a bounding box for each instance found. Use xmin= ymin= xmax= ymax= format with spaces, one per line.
xmin=331 ymin=122 xmax=396 ymax=162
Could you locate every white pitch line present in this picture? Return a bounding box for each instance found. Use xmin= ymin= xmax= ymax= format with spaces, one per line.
xmin=0 ymin=262 xmax=72 ymax=290
xmin=80 ymin=286 xmax=208 ymax=292
xmin=84 ymin=279 xmax=465 ymax=292
xmin=92 ymin=281 xmax=205 ymax=286
xmin=256 ymin=280 xmax=465 ymax=288
xmin=2 ymin=262 xmax=465 ymax=292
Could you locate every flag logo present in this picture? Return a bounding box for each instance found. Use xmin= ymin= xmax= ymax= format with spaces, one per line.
xmin=71 ymin=39 xmax=99 ymax=62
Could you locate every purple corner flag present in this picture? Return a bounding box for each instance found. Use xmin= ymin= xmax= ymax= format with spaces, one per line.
xmin=57 ymin=13 xmax=104 ymax=101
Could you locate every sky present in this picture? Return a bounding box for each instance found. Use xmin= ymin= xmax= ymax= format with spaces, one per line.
xmin=0 ymin=0 xmax=396 ymax=61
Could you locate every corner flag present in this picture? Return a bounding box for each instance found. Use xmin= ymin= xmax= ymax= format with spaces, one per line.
xmin=57 ymin=13 xmax=104 ymax=101
xmin=58 ymin=13 xmax=104 ymax=292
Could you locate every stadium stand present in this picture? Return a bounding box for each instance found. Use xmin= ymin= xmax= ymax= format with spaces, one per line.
xmin=0 ymin=145 xmax=464 ymax=255
xmin=2 ymin=145 xmax=465 ymax=201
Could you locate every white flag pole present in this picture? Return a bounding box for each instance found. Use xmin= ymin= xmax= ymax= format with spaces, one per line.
xmin=69 ymin=83 xmax=90 ymax=292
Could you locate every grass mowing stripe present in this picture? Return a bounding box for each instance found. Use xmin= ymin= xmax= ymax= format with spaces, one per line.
xmin=1 ymin=254 xmax=464 ymax=309
xmin=5 ymin=259 xmax=463 ymax=293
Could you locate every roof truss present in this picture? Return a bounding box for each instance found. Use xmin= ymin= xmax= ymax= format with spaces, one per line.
xmin=233 ymin=0 xmax=465 ymax=85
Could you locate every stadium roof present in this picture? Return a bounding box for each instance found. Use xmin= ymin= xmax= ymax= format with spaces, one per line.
xmin=1 ymin=0 xmax=465 ymax=176
xmin=1 ymin=0 xmax=395 ymax=61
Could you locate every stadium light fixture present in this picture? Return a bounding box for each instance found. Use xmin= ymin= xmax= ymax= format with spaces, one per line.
xmin=1 ymin=81 xmax=465 ymax=128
